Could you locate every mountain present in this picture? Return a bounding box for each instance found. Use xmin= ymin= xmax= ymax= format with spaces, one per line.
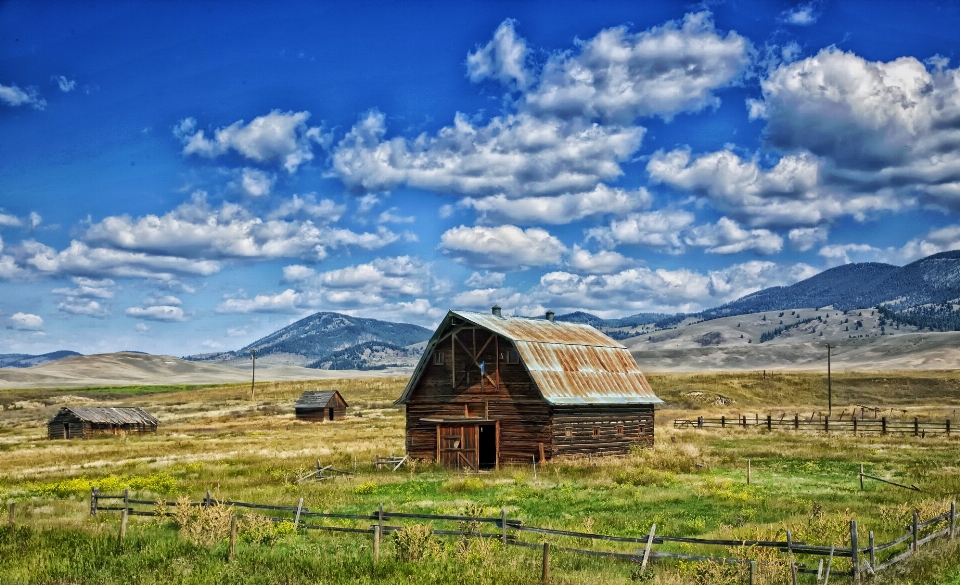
xmin=306 ymin=340 xmax=422 ymax=370
xmin=185 ymin=312 xmax=431 ymax=368
xmin=555 ymin=311 xmax=678 ymax=329
xmin=0 ymin=350 xmax=82 ymax=368
xmin=701 ymin=251 xmax=960 ymax=320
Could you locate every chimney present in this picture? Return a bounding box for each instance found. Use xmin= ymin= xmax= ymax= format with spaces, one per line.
xmin=546 ymin=310 xmax=555 ymax=322
xmin=491 ymin=305 xmax=502 ymax=317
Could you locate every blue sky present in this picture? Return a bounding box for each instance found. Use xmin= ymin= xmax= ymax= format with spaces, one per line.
xmin=4 ymin=0 xmax=960 ymax=356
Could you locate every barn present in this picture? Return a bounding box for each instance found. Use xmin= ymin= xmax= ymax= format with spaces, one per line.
xmin=47 ymin=406 xmax=159 ymax=439
xmin=294 ymin=390 xmax=348 ymax=422
xmin=397 ymin=306 xmax=662 ymax=469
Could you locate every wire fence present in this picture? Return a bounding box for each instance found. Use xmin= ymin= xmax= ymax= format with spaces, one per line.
xmin=675 ymin=414 xmax=953 ymax=437
xmin=87 ymin=487 xmax=958 ymax=583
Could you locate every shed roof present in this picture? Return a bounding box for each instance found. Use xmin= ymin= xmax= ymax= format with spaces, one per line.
xmin=52 ymin=406 xmax=159 ymax=425
xmin=295 ymin=390 xmax=347 ymax=408
xmin=398 ymin=310 xmax=662 ymax=406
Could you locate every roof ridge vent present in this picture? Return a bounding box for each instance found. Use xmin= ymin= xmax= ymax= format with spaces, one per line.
xmin=491 ymin=305 xmax=502 ymax=317
xmin=545 ymin=310 xmax=555 ymax=322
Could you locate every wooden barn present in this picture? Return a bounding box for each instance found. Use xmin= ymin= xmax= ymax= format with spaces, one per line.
xmin=294 ymin=390 xmax=348 ymax=422
xmin=397 ymin=306 xmax=662 ymax=469
xmin=47 ymin=406 xmax=158 ymax=439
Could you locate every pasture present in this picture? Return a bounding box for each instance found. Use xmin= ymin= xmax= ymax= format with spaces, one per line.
xmin=2 ymin=372 xmax=960 ymax=584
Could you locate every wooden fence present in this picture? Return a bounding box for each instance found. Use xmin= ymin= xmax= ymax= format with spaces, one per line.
xmin=89 ymin=487 xmax=957 ymax=583
xmin=675 ymin=414 xmax=952 ymax=437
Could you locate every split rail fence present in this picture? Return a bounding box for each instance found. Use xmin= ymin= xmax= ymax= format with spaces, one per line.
xmin=89 ymin=487 xmax=958 ymax=583
xmin=675 ymin=414 xmax=953 ymax=437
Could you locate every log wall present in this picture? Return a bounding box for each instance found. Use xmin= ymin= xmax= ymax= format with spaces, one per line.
xmin=550 ymin=405 xmax=655 ymax=457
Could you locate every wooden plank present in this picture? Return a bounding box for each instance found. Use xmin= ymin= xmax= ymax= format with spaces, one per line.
xmin=640 ymin=523 xmax=656 ymax=571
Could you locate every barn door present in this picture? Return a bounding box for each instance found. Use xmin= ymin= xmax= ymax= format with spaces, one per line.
xmin=437 ymin=424 xmax=478 ymax=470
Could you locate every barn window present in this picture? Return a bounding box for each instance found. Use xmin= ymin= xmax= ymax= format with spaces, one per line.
xmin=592 ymin=428 xmax=600 ymax=437
xmin=616 ymin=426 xmax=624 ymax=435
xmin=500 ymin=349 xmax=520 ymax=364
xmin=466 ymin=403 xmax=484 ymax=418
xmin=433 ymin=352 xmax=444 ymax=365
xmin=564 ymin=429 xmax=572 ymax=437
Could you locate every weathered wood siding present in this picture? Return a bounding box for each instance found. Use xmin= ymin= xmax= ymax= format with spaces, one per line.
xmin=46 ymin=413 xmax=157 ymax=440
xmin=295 ymin=393 xmax=348 ymax=422
xmin=550 ymin=405 xmax=655 ymax=457
xmin=405 ymin=327 xmax=553 ymax=464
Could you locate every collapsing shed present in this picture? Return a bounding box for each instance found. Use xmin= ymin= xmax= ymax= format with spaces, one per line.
xmin=397 ymin=306 xmax=663 ymax=470
xmin=47 ymin=406 xmax=158 ymax=439
xmin=294 ymin=390 xmax=348 ymax=422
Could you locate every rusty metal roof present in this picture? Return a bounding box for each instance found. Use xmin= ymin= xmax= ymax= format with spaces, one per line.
xmin=398 ymin=311 xmax=661 ymax=405
xmin=51 ymin=406 xmax=159 ymax=425
xmin=295 ymin=390 xmax=347 ymax=409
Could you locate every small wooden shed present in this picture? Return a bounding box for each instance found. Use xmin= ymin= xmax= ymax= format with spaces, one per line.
xmin=397 ymin=307 xmax=663 ymax=469
xmin=47 ymin=406 xmax=158 ymax=439
xmin=294 ymin=390 xmax=348 ymax=422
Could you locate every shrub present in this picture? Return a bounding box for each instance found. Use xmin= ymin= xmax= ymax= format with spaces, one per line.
xmin=443 ymin=478 xmax=483 ymax=494
xmin=354 ymin=481 xmax=377 ymax=495
xmin=393 ymin=523 xmax=437 ymax=562
xmin=614 ymin=467 xmax=675 ymax=487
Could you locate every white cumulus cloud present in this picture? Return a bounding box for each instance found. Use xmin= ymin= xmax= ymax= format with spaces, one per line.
xmin=0 ymin=83 xmax=45 ymax=109
xmin=439 ymin=225 xmax=567 ymax=270
xmin=9 ymin=312 xmax=44 ymax=331
xmin=175 ymin=110 xmax=329 ymax=172
xmin=466 ymin=19 xmax=530 ymax=89
xmin=125 ymin=305 xmax=187 ymax=322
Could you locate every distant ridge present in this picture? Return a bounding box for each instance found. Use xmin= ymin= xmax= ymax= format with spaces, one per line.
xmin=0 ymin=350 xmax=82 ymax=368
xmin=701 ymin=250 xmax=960 ymax=320
xmin=185 ymin=311 xmax=431 ymax=368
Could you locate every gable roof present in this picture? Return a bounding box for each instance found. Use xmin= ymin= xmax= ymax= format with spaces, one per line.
xmin=295 ymin=390 xmax=347 ymax=409
xmin=51 ymin=406 xmax=158 ymax=425
xmin=398 ymin=310 xmax=662 ymax=406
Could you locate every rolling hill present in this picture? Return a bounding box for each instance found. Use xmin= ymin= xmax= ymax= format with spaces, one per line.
xmin=0 ymin=351 xmax=82 ymax=368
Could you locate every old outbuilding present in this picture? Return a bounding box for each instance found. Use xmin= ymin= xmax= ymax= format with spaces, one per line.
xmin=294 ymin=390 xmax=348 ymax=422
xmin=47 ymin=406 xmax=159 ymax=439
xmin=397 ymin=307 xmax=662 ymax=469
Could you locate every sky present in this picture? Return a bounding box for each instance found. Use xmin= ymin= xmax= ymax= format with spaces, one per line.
xmin=4 ymin=0 xmax=960 ymax=356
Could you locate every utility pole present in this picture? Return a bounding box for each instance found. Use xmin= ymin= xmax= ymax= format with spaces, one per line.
xmin=825 ymin=343 xmax=835 ymax=416
xmin=250 ymin=349 xmax=257 ymax=401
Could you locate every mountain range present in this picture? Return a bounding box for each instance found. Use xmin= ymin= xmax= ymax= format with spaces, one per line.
xmin=185 ymin=312 xmax=431 ymax=370
xmin=8 ymin=250 xmax=960 ymax=372
xmin=0 ymin=351 xmax=82 ymax=369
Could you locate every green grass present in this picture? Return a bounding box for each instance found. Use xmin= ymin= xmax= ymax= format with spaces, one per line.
xmin=3 ymin=372 xmax=960 ymax=583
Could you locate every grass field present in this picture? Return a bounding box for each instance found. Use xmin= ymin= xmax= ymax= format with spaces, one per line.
xmin=2 ymin=372 xmax=960 ymax=584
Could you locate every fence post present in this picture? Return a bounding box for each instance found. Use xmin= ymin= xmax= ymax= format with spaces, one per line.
xmin=205 ymin=490 xmax=211 ymax=509
xmin=377 ymin=502 xmax=385 ymax=543
xmin=501 ymin=508 xmax=508 ymax=544
xmin=881 ymin=417 xmax=887 ymax=435
xmin=640 ymin=523 xmax=656 ymax=571
xmin=7 ymin=502 xmax=14 ymax=525
xmin=859 ymin=464 xmax=864 ymax=490
xmin=914 ymin=417 xmax=919 ymax=437
xmin=912 ymin=512 xmax=919 ymax=552
xmin=868 ymin=531 xmax=875 ymax=571
xmin=747 ymin=459 xmax=751 ymax=485
xmin=90 ymin=486 xmax=99 ymax=516
xmin=795 ymin=413 xmax=799 ymax=430
xmin=742 ymin=415 xmax=747 ymax=429
xmin=373 ymin=525 xmax=381 ymax=563
xmin=790 ymin=560 xmax=798 ymax=585
xmin=294 ymin=497 xmax=303 ymax=529
xmin=541 ymin=542 xmax=550 ymax=583
xmin=749 ymin=560 xmax=756 ymax=585
xmin=825 ymin=415 xmax=829 ymax=433
xmin=721 ymin=415 xmax=726 ymax=428
xmin=951 ymin=501 xmax=956 ymax=539
xmin=824 ymin=546 xmax=834 ymax=585
xmin=853 ymin=418 xmax=858 ymax=434
xmin=850 ymin=520 xmax=859 ymax=583
xmin=767 ymin=415 xmax=772 ymax=431
xmin=698 ymin=416 xmax=703 ymax=429
xmin=229 ymin=515 xmax=237 ymax=562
